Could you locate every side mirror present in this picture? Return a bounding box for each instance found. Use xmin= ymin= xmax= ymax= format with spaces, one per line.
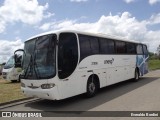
xmin=14 ymin=54 xmax=22 ymax=68
xmin=14 ymin=49 xmax=25 ymax=68
xmin=2 ymin=62 xmax=6 ymax=65
xmin=14 ymin=49 xmax=25 ymax=55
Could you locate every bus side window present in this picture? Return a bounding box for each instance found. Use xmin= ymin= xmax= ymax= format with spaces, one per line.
xmin=115 ymin=41 xmax=126 ymax=54
xmin=137 ymin=44 xmax=143 ymax=55
xmin=143 ymin=45 xmax=148 ymax=55
xmin=89 ymin=36 xmax=99 ymax=54
xmin=99 ymin=38 xmax=115 ymax=54
xmin=79 ymin=35 xmax=92 ymax=61
xmin=126 ymin=43 xmax=136 ymax=54
xmin=79 ymin=34 xmax=100 ymax=61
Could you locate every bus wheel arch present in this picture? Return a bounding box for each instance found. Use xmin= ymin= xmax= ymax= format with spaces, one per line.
xmin=85 ymin=74 xmax=100 ymax=98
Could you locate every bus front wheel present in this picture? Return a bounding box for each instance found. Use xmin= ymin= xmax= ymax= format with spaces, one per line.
xmin=86 ymin=76 xmax=98 ymax=98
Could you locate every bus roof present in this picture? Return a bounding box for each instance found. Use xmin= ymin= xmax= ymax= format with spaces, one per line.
xmin=26 ymin=30 xmax=141 ymax=44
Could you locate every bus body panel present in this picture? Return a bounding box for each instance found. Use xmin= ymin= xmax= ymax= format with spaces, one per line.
xmin=58 ymin=71 xmax=88 ymax=99
xmin=21 ymin=53 xmax=148 ymax=100
xmin=77 ymin=55 xmax=136 ymax=87
xmin=21 ymin=76 xmax=62 ymax=100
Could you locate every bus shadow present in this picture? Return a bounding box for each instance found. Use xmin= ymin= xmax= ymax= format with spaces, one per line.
xmin=4 ymin=81 xmax=20 ymax=84
xmin=25 ymin=77 xmax=159 ymax=113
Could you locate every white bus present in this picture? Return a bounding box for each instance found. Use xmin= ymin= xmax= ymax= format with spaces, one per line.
xmin=15 ymin=30 xmax=149 ymax=100
xmin=2 ymin=54 xmax=22 ymax=82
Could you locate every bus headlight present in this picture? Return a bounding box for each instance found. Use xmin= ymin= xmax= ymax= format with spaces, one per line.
xmin=21 ymin=82 xmax=25 ymax=88
xmin=41 ymin=83 xmax=55 ymax=89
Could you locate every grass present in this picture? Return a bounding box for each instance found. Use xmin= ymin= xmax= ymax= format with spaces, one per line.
xmin=0 ymin=76 xmax=26 ymax=104
xmin=149 ymin=59 xmax=160 ymax=70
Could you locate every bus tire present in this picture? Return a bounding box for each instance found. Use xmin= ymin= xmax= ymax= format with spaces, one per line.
xmin=134 ymin=68 xmax=139 ymax=82
xmin=18 ymin=75 xmax=21 ymax=82
xmin=86 ymin=75 xmax=98 ymax=98
xmin=11 ymin=80 xmax=17 ymax=83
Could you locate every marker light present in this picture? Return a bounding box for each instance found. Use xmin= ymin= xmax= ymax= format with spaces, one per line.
xmin=41 ymin=83 xmax=55 ymax=89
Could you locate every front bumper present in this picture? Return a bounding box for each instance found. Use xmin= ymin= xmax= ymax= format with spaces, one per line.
xmin=21 ymin=86 xmax=60 ymax=100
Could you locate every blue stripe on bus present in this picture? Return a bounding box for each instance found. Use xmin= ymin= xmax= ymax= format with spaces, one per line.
xmin=136 ymin=55 xmax=149 ymax=76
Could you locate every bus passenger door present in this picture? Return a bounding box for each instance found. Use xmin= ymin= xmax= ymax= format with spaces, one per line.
xmin=58 ymin=33 xmax=79 ymax=99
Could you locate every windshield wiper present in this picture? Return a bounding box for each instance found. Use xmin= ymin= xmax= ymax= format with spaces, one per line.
xmin=24 ymin=55 xmax=33 ymax=79
xmin=33 ymin=53 xmax=40 ymax=79
xmin=24 ymin=54 xmax=40 ymax=79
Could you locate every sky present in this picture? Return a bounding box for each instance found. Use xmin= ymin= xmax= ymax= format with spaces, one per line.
xmin=0 ymin=0 xmax=160 ymax=63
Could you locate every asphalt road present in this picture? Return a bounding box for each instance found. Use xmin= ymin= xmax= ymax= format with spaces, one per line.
xmin=0 ymin=70 xmax=160 ymax=120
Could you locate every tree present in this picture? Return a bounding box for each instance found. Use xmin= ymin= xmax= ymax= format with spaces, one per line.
xmin=157 ymin=45 xmax=160 ymax=60
xmin=149 ymin=52 xmax=155 ymax=60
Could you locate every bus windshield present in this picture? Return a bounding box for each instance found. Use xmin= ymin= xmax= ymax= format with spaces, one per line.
xmin=22 ymin=34 xmax=56 ymax=79
xmin=4 ymin=56 xmax=15 ymax=69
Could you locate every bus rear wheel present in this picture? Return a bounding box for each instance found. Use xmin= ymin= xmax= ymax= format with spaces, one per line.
xmin=11 ymin=80 xmax=17 ymax=83
xmin=86 ymin=76 xmax=98 ymax=98
xmin=134 ymin=69 xmax=139 ymax=82
xmin=18 ymin=75 xmax=21 ymax=82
